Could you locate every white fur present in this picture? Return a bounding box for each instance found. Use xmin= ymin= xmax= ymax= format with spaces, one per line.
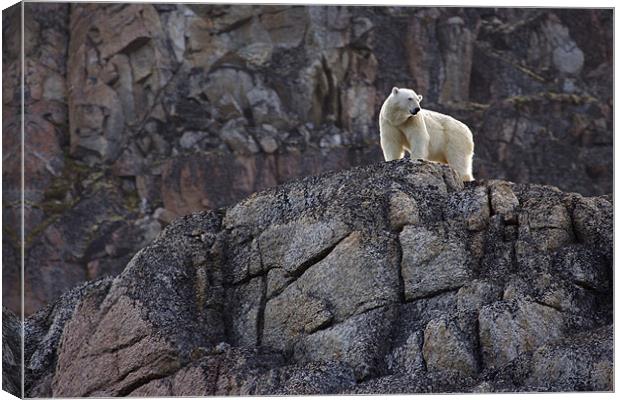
xmin=379 ymin=87 xmax=475 ymax=182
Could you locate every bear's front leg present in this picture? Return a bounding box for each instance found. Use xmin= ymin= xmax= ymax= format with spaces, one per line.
xmin=407 ymin=131 xmax=430 ymax=160
xmin=380 ymin=123 xmax=405 ymax=161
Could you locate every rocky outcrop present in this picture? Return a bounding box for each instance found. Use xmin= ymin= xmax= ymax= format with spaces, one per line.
xmin=21 ymin=159 xmax=612 ymax=396
xmin=3 ymin=308 xmax=21 ymax=397
xmin=3 ymin=5 xmax=612 ymax=317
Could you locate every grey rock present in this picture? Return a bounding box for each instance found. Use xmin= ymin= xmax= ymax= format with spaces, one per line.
xmin=179 ymin=131 xmax=208 ymax=149
xmin=446 ymin=184 xmax=490 ymax=231
xmin=400 ymin=224 xmax=471 ymax=300
xmin=261 ymin=6 xmax=308 ymax=49
xmin=266 ymin=267 xmax=293 ymax=299
xmin=479 ymin=299 xmax=566 ymax=369
xmin=225 ymin=277 xmax=264 ymax=346
xmin=526 ymin=325 xmax=612 ymax=391
xmin=528 ymin=272 xmax=597 ymax=315
xmin=258 ymin=218 xmax=350 ymax=275
xmin=543 ymin=18 xmax=584 ymax=75
xmin=553 ymin=45 xmax=584 ymax=75
xmin=519 ymin=196 xmax=574 ymax=252
xmin=246 ymin=84 xmax=289 ymax=129
xmin=397 ymin=290 xmax=459 ymax=332
xmin=388 ymin=189 xmax=420 ymax=230
xmin=571 ymin=195 xmax=612 ymax=260
xmin=128 ymin=345 xmax=356 ymax=396
xmin=3 ymin=307 xmax=21 ymax=398
xmin=457 ymin=280 xmax=503 ymax=314
xmin=153 ymin=207 xmax=176 ymax=224
xmin=220 ymin=118 xmax=260 ymax=155
xmin=488 ymin=180 xmax=519 ymax=223
xmin=423 ymin=316 xmax=478 ymax=376
xmin=223 ymin=235 xmax=262 ymax=284
xmin=17 ymin=159 xmax=612 ymax=395
xmin=237 ymin=42 xmax=273 ymax=67
xmin=385 ymin=330 xmax=425 ymax=375
xmin=262 ymin=231 xmax=400 ymax=351
xmin=293 ymin=306 xmax=397 ymax=382
xmin=319 ymin=133 xmax=343 ymax=148
xmin=252 ymin=361 xmax=356 ymax=395
xmin=204 ymin=69 xmax=254 ymax=112
xmin=553 ymin=244 xmax=609 ymax=292
xmin=134 ymin=216 xmax=162 ymax=248
xmin=437 ymin=15 xmax=475 ymax=103
xmin=258 ymin=135 xmax=279 ymax=154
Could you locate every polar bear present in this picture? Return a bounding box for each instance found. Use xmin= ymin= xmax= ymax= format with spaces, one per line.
xmin=379 ymin=87 xmax=475 ymax=182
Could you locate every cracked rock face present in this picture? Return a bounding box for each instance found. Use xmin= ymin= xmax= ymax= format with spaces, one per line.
xmin=2 ymin=5 xmax=612 ymax=315
xmin=21 ymin=159 xmax=612 ymax=396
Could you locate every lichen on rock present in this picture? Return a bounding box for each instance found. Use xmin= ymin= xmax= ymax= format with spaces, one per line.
xmin=17 ymin=159 xmax=612 ymax=396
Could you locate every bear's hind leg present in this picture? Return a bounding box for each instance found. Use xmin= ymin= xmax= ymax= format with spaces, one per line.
xmin=445 ymin=148 xmax=474 ymax=182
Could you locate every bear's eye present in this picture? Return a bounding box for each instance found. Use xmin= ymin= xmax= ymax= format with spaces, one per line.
xmin=408 ymin=97 xmax=414 ymax=101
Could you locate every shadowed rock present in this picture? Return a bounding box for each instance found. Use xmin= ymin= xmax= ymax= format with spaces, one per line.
xmin=3 ymin=308 xmax=21 ymax=397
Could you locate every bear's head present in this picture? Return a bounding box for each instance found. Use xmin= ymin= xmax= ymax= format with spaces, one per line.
xmin=384 ymin=87 xmax=424 ymax=125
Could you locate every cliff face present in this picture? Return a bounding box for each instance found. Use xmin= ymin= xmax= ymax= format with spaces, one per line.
xmin=2 ymin=4 xmax=612 ymax=314
xmin=22 ymin=159 xmax=612 ymax=396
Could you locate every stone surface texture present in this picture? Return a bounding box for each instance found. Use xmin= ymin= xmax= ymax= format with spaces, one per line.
xmin=3 ymin=308 xmax=22 ymax=397
xmin=17 ymin=159 xmax=613 ymax=395
xmin=2 ymin=6 xmax=612 ymax=321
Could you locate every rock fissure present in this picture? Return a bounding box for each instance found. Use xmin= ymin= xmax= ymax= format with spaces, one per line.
xmin=566 ymin=202 xmax=582 ymax=245
xmin=403 ymin=287 xmax=460 ymax=304
xmin=116 ymin=371 xmax=175 ymax=397
xmin=285 ymin=232 xmax=352 ymax=280
xmin=134 ymin=61 xmax=185 ymax=137
xmin=532 ymin=299 xmax=565 ymax=314
xmin=394 ymin=231 xmax=407 ymax=304
xmin=223 ymin=269 xmax=268 ymax=289
xmin=86 ymin=333 xmax=149 ymax=358
xmin=256 ymin=275 xmax=268 ymax=347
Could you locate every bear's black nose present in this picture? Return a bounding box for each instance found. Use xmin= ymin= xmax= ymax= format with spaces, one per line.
xmin=411 ymin=107 xmax=421 ymax=115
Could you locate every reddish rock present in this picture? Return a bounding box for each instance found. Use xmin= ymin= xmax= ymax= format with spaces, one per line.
xmin=161 ymin=153 xmax=278 ymax=215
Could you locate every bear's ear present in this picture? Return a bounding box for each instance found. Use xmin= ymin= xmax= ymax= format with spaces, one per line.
xmin=418 ymin=94 xmax=423 ymax=102
xmin=392 ymin=87 xmax=399 ymax=95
